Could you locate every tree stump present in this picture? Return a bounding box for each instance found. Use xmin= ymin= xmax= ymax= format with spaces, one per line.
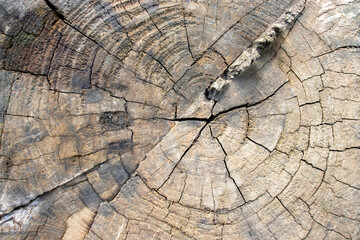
xmin=0 ymin=0 xmax=359 ymax=239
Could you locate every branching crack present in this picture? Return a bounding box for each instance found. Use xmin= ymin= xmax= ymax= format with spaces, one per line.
xmin=213 ymin=133 xmax=247 ymax=203
xmin=157 ymin=123 xmax=207 ymax=190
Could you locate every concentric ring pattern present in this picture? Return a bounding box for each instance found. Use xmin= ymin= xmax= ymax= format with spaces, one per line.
xmin=0 ymin=0 xmax=359 ymax=239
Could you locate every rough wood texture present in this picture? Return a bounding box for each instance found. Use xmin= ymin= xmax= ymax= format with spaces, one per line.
xmin=0 ymin=0 xmax=359 ymax=239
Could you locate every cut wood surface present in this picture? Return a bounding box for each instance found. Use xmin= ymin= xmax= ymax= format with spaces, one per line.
xmin=0 ymin=0 xmax=359 ymax=239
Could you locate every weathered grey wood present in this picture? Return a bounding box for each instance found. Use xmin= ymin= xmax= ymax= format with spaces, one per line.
xmin=0 ymin=0 xmax=359 ymax=239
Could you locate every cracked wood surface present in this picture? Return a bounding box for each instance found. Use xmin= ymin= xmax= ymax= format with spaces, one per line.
xmin=0 ymin=0 xmax=359 ymax=239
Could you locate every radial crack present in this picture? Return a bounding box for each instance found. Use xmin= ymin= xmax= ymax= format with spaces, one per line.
xmin=214 ymin=136 xmax=247 ymax=203
xmin=157 ymin=123 xmax=208 ymax=190
xmin=43 ymin=0 xmax=65 ymax=20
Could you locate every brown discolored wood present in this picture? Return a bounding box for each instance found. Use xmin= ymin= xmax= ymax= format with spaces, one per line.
xmin=0 ymin=0 xmax=359 ymax=239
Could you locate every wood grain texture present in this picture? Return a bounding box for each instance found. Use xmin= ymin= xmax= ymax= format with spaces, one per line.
xmin=0 ymin=0 xmax=359 ymax=239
